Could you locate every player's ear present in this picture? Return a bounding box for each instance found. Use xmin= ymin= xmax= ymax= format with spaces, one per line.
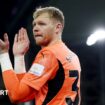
xmin=55 ymin=23 xmax=63 ymax=34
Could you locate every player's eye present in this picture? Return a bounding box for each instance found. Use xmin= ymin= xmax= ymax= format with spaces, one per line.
xmin=33 ymin=23 xmax=36 ymax=27
xmin=39 ymin=22 xmax=46 ymax=26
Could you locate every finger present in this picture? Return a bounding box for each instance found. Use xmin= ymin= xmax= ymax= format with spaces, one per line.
xmin=14 ymin=34 xmax=18 ymax=42
xmin=23 ymin=28 xmax=29 ymax=41
xmin=20 ymin=27 xmax=25 ymax=40
xmin=4 ymin=33 xmax=9 ymax=44
xmin=0 ymin=39 xmax=5 ymax=46
xmin=22 ymin=28 xmax=26 ymax=39
xmin=4 ymin=33 xmax=9 ymax=45
xmin=18 ymin=29 xmax=21 ymax=41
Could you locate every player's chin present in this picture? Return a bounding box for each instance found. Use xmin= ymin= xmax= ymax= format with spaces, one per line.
xmin=35 ymin=40 xmax=43 ymax=46
xmin=35 ymin=39 xmax=49 ymax=47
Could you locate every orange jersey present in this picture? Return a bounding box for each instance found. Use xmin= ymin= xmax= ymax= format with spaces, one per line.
xmin=2 ymin=41 xmax=81 ymax=105
xmin=21 ymin=41 xmax=81 ymax=105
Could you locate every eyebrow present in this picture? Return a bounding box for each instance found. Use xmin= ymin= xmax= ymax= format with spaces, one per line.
xmin=33 ymin=20 xmax=47 ymax=24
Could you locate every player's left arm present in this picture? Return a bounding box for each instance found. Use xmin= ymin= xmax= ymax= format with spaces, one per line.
xmin=76 ymin=59 xmax=81 ymax=105
xmin=70 ymin=55 xmax=81 ymax=105
xmin=0 ymin=33 xmax=36 ymax=103
xmin=0 ymin=53 xmax=37 ymax=103
xmin=78 ymin=70 xmax=81 ymax=105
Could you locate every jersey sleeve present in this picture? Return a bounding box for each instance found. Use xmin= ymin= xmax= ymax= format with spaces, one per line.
xmin=16 ymin=73 xmax=26 ymax=81
xmin=19 ymin=92 xmax=35 ymax=102
xmin=2 ymin=70 xmax=36 ymax=103
xmin=15 ymin=73 xmax=35 ymax=102
xmin=21 ymin=50 xmax=59 ymax=91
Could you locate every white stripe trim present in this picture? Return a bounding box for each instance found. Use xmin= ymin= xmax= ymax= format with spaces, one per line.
xmin=0 ymin=53 xmax=13 ymax=72
xmin=14 ymin=55 xmax=26 ymax=74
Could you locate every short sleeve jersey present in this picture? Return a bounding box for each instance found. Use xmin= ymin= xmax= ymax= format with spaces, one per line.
xmin=22 ymin=41 xmax=81 ymax=105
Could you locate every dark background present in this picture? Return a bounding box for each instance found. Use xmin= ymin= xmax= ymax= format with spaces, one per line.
xmin=0 ymin=0 xmax=105 ymax=105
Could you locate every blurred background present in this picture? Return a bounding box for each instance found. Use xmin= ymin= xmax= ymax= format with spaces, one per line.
xmin=0 ymin=0 xmax=105 ymax=105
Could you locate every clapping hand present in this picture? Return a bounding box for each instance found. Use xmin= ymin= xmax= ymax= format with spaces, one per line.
xmin=13 ymin=28 xmax=30 ymax=56
xmin=0 ymin=33 xmax=9 ymax=54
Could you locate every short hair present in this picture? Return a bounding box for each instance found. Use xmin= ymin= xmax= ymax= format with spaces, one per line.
xmin=33 ymin=6 xmax=65 ymax=28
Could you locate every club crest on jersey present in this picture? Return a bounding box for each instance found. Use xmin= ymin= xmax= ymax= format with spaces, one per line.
xmin=66 ymin=54 xmax=75 ymax=63
xmin=29 ymin=63 xmax=45 ymax=76
xmin=66 ymin=55 xmax=72 ymax=63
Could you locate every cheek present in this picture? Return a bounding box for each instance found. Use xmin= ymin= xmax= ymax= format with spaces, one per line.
xmin=46 ymin=27 xmax=55 ymax=35
xmin=42 ymin=26 xmax=55 ymax=39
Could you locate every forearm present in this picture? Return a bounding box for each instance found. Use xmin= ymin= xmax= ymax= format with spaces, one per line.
xmin=14 ymin=55 xmax=26 ymax=74
xmin=0 ymin=53 xmax=35 ymax=103
xmin=2 ymin=70 xmax=35 ymax=103
xmin=0 ymin=53 xmax=13 ymax=72
xmin=14 ymin=55 xmax=26 ymax=81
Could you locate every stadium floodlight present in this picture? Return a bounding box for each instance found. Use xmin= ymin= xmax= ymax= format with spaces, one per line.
xmin=86 ymin=29 xmax=105 ymax=46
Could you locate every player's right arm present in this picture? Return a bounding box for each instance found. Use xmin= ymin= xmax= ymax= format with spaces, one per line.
xmin=13 ymin=28 xmax=29 ymax=75
xmin=13 ymin=28 xmax=36 ymax=101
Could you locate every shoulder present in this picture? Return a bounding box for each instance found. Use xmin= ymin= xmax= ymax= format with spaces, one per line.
xmin=34 ymin=48 xmax=58 ymax=67
xmin=38 ymin=48 xmax=56 ymax=58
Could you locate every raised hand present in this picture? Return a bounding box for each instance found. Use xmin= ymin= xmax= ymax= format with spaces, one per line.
xmin=13 ymin=28 xmax=30 ymax=56
xmin=0 ymin=33 xmax=9 ymax=54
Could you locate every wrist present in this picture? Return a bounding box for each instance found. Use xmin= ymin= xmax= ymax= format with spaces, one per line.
xmin=0 ymin=52 xmax=13 ymax=72
xmin=14 ymin=55 xmax=26 ymax=74
xmin=14 ymin=54 xmax=25 ymax=58
xmin=0 ymin=50 xmax=9 ymax=54
xmin=14 ymin=53 xmax=25 ymax=57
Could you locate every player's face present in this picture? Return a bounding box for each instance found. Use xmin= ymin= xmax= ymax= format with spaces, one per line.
xmin=32 ymin=13 xmax=56 ymax=47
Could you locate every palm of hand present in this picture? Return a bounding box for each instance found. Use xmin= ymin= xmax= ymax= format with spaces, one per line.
xmin=13 ymin=40 xmax=29 ymax=56
xmin=13 ymin=28 xmax=30 ymax=56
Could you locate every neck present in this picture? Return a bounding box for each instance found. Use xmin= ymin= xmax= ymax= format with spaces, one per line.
xmin=41 ymin=35 xmax=62 ymax=48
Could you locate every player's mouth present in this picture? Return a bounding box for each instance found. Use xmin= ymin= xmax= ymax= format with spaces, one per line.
xmin=35 ymin=34 xmax=43 ymax=38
